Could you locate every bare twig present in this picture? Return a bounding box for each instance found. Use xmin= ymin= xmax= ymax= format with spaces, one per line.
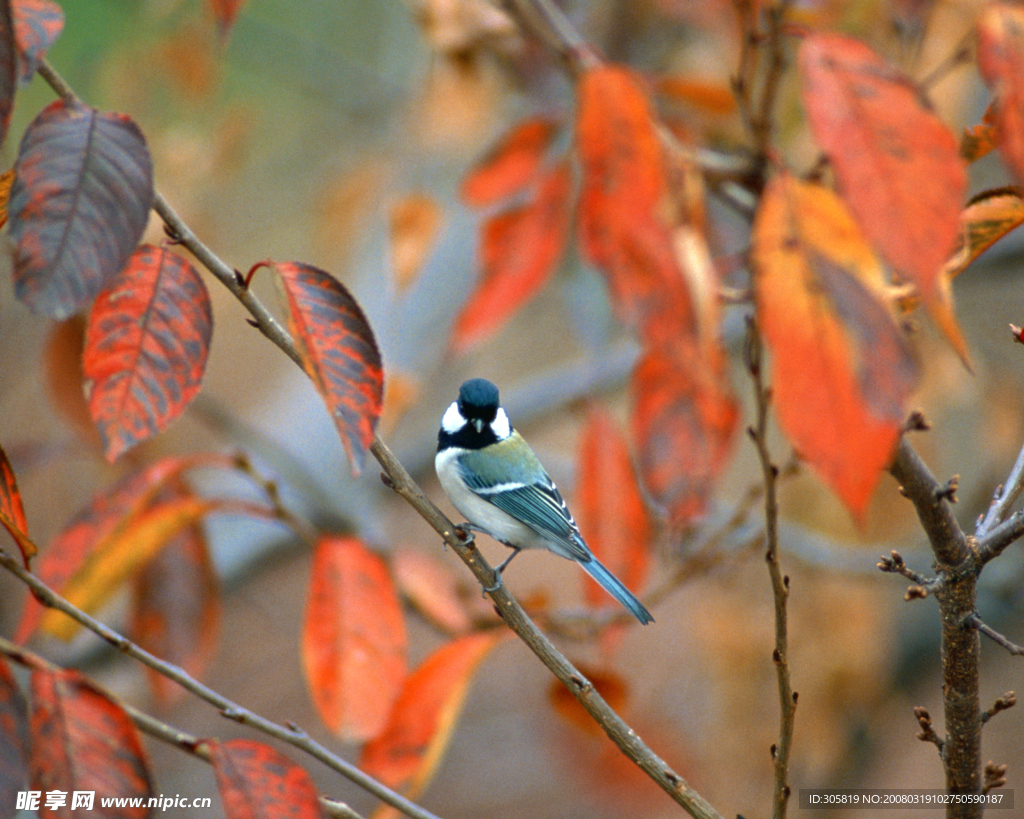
xmin=977 ymin=442 xmax=1024 ymax=538
xmin=980 ymin=691 xmax=1016 ymax=724
xmin=963 ymin=612 xmax=1024 ymax=657
xmin=0 ymin=549 xmax=443 ymax=819
xmin=976 ymin=509 xmax=1024 ymax=566
xmin=0 ymin=636 xmax=364 ymax=819
xmin=877 ymin=550 xmax=941 ymax=599
xmin=913 ymin=706 xmax=944 ymax=751
xmin=744 ymin=318 xmax=795 ymax=819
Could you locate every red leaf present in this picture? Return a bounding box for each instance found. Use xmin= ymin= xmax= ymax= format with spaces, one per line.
xmin=15 ymin=454 xmax=232 ymax=642
xmin=798 ymin=33 xmax=966 ymax=337
xmin=393 ymin=548 xmax=473 ymax=634
xmin=361 ymin=632 xmax=503 ymax=797
xmin=576 ymin=408 xmax=651 ymax=612
xmin=207 ymin=0 xmax=247 ymax=39
xmin=753 ymin=173 xmax=918 ymax=518
xmin=0 ymin=442 xmax=34 ymax=565
xmin=0 ymin=0 xmax=14 ymax=147
xmin=977 ymin=4 xmax=1024 ymax=185
xmin=273 ymin=261 xmax=384 ymax=474
xmin=208 ymin=739 xmax=321 ymax=819
xmin=0 ymin=657 xmax=30 ymax=806
xmin=631 ymin=340 xmax=738 ymax=527
xmin=131 ymin=505 xmax=220 ymax=707
xmin=452 ymin=160 xmax=572 ymax=352
xmin=84 ymin=244 xmax=212 ymax=462
xmin=575 ymin=64 xmax=699 ymax=342
xmin=302 ymin=536 xmax=407 ymax=741
xmin=29 ymin=668 xmax=152 ymax=816
xmin=10 ymin=99 xmax=153 ymax=319
xmin=460 ymin=116 xmax=560 ymax=208
xmin=11 ymin=0 xmax=63 ymax=84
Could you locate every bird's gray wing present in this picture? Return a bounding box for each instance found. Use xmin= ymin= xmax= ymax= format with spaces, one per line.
xmin=476 ymin=478 xmax=590 ymax=562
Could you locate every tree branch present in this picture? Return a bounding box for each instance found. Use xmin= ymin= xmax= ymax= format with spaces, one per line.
xmin=0 ymin=636 xmax=364 ymax=819
xmin=888 ymin=438 xmax=982 ymax=816
xmin=963 ymin=612 xmax=1024 ymax=657
xmin=0 ymin=549 xmax=442 ymax=819
xmin=744 ymin=319 xmax=796 ymax=819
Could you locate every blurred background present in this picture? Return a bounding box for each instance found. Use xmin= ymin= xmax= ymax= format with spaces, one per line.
xmin=2 ymin=0 xmax=1024 ymax=817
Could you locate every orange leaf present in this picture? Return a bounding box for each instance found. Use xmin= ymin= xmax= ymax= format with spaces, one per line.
xmin=131 ymin=507 xmax=220 ymax=707
xmin=360 ymin=632 xmax=503 ymax=799
xmin=389 ymin=194 xmax=443 ymax=292
xmin=978 ymin=4 xmax=1024 ymax=185
xmin=0 ymin=168 xmax=12 ymax=229
xmin=393 ymin=548 xmax=473 ymax=634
xmin=274 ymin=261 xmax=384 ymax=475
xmin=752 ymin=173 xmax=918 ymax=519
xmin=15 ymin=455 xmax=229 ymax=643
xmin=943 ymin=187 xmax=1024 ymax=280
xmin=653 ymin=75 xmax=737 ymax=115
xmin=799 ymin=32 xmax=967 ymax=347
xmin=460 ymin=116 xmax=560 ymax=207
xmin=40 ymin=497 xmax=220 ymax=641
xmin=207 ymin=739 xmax=321 ymax=819
xmin=29 ymin=668 xmax=153 ymax=811
xmin=43 ymin=315 xmax=99 ymax=447
xmin=960 ymin=101 xmax=999 ymax=162
xmin=575 ymin=64 xmax=703 ymax=343
xmin=451 ymin=160 xmax=572 ymax=352
xmin=576 ymin=408 xmax=651 ymax=612
xmin=0 ymin=442 xmax=33 ymax=565
xmin=207 ymin=0 xmax=246 ymax=39
xmin=631 ymin=341 xmax=738 ymax=527
xmin=302 ymin=537 xmax=407 ymax=741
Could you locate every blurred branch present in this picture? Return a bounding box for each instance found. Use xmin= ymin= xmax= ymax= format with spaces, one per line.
xmin=27 ymin=55 xmax=725 ymax=819
xmin=0 ymin=549 xmax=441 ymax=819
xmin=0 ymin=636 xmax=365 ymax=819
xmin=976 ymin=442 xmax=1024 ymax=539
xmin=743 ymin=318 xmax=796 ymax=819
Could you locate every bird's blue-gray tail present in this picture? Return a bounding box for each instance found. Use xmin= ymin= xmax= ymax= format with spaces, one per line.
xmin=580 ymin=556 xmax=654 ymax=624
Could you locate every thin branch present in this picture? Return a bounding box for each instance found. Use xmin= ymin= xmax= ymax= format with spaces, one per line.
xmin=0 ymin=549 xmax=442 ymax=819
xmin=963 ymin=612 xmax=1024 ymax=657
xmin=876 ymin=550 xmax=941 ymax=600
xmin=744 ymin=318 xmax=795 ymax=819
xmin=980 ymin=692 xmax=1016 ymax=725
xmin=913 ymin=706 xmax=945 ymax=751
xmin=0 ymin=637 xmax=364 ymax=819
xmin=977 ymin=437 xmax=1024 ymax=539
xmin=976 ymin=509 xmax=1024 ymax=566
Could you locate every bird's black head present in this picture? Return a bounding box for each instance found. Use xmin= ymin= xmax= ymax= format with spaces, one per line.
xmin=438 ymin=378 xmax=509 ymax=451
xmin=457 ymin=378 xmax=500 ymax=424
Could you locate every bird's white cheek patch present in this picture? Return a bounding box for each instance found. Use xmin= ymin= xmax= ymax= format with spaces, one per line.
xmin=442 ymin=402 xmax=465 ymax=434
xmin=491 ymin=408 xmax=511 ymax=440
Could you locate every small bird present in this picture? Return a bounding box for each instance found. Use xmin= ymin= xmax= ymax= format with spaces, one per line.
xmin=435 ymin=378 xmax=653 ymax=625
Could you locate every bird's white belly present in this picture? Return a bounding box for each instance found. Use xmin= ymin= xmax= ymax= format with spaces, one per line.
xmin=435 ymin=449 xmax=548 ymax=550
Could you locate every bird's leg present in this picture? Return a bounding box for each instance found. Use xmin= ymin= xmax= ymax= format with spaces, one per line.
xmin=483 ymin=546 xmax=521 ymax=593
xmin=454 ymin=522 xmax=487 ymax=545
